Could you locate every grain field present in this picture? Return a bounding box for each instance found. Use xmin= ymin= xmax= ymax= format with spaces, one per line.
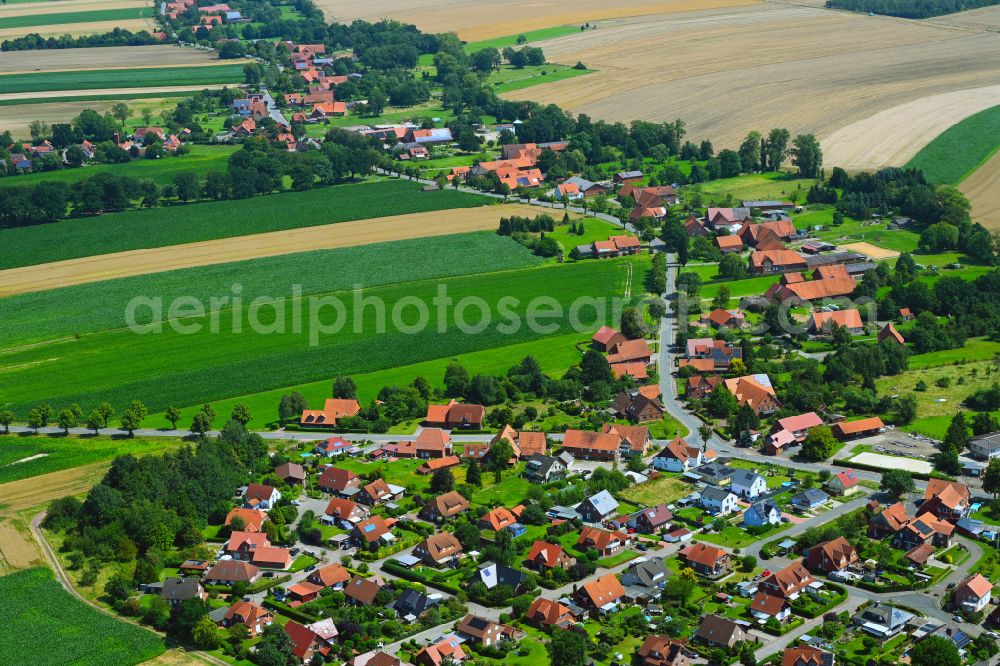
xmin=0 ymin=18 xmax=153 ymax=38
xmin=0 ymin=45 xmax=228 ymax=75
xmin=960 ymin=150 xmax=1000 ymax=231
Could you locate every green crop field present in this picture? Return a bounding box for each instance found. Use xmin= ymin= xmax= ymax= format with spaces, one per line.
xmin=0 ymin=256 xmax=645 ymax=415
xmin=490 ymin=64 xmax=590 ymax=94
xmin=1 ymin=232 xmax=542 ymax=346
xmin=12 ymin=145 xmax=239 ymax=187
xmin=150 ymin=331 xmax=588 ymax=428
xmin=0 ymin=64 xmax=245 ymax=95
xmin=907 ymin=105 xmax=1000 ymax=184
xmin=0 ymin=7 xmax=149 ymax=29
xmin=0 ymin=179 xmax=491 ymax=270
xmin=0 ymin=436 xmax=184 ymax=484
xmin=0 ymin=568 xmax=165 ymax=665
xmin=464 ymin=25 xmax=580 ymax=52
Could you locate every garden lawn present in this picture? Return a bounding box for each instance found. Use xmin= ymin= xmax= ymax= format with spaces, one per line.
xmin=0 ymin=567 xmax=165 ymax=665
xmin=907 ymin=104 xmax=1000 ymax=184
xmin=619 ymin=474 xmax=691 ymax=506
xmin=0 ymin=7 xmax=148 ymax=28
xmin=0 ymin=435 xmax=185 ymax=484
xmin=12 ymin=145 xmax=239 ymax=187
xmin=0 ymin=179 xmax=491 ymax=270
xmin=700 ymin=275 xmax=780 ymax=303
xmin=0 ymin=64 xmax=245 ymax=95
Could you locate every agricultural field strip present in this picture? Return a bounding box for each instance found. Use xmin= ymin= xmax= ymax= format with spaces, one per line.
xmin=960 ymin=148 xmax=1000 ymax=231
xmin=0 ymin=18 xmax=152 ymax=38
xmin=0 ymin=64 xmax=245 ymax=95
xmin=0 ymin=7 xmax=149 ymax=28
xmin=0 ymin=180 xmax=491 ymax=270
xmin=0 ymin=258 xmax=637 ymax=413
xmin=906 ymin=103 xmax=1000 ymax=184
xmin=0 ymin=232 xmax=544 ymax=346
xmin=0 ymin=203 xmax=546 ymax=296
xmin=0 ymin=45 xmax=231 ymax=75
xmin=0 ymin=436 xmax=184 ymax=485
xmin=509 ymin=3 xmax=1000 ymax=148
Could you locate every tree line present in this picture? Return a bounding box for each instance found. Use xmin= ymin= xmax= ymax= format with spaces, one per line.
xmin=825 ymin=0 xmax=1000 ymax=19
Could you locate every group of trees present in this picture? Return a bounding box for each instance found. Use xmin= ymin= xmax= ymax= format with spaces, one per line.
xmin=1 ymin=27 xmax=162 ymax=51
xmin=825 ymin=0 xmax=998 ymax=19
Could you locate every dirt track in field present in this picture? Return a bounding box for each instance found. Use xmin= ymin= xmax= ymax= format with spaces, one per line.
xmin=493 ymin=3 xmax=1000 ymax=149
xmin=0 ymin=17 xmax=152 ymax=38
xmin=0 ymin=45 xmax=229 ymax=75
xmin=960 ymin=149 xmax=1000 ymax=232
xmin=316 ymin=0 xmax=757 ymax=41
xmin=0 ymin=203 xmax=557 ymax=296
xmin=822 ymin=85 xmax=1000 ymax=171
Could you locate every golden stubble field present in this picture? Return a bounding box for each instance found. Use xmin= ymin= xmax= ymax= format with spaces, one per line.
xmin=0 ymin=95 xmax=193 ymax=137
xmin=960 ymin=150 xmax=1000 ymax=231
xmin=511 ymin=3 xmax=1000 ymax=149
xmin=0 ymin=203 xmax=568 ymax=296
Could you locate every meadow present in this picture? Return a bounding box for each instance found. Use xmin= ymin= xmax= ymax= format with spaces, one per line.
xmin=1 ymin=232 xmax=542 ymax=345
xmin=11 ymin=145 xmax=239 ymax=187
xmin=0 ymin=7 xmax=148 ymax=28
xmin=150 ymin=331 xmax=588 ymax=428
xmin=1 ymin=257 xmax=643 ymax=415
xmin=0 ymin=567 xmax=165 ymax=666
xmin=906 ymin=104 xmax=1000 ymax=184
xmin=0 ymin=179 xmax=491 ymax=269
xmin=0 ymin=435 xmax=184 ymax=485
xmin=0 ymin=64 xmax=245 ymax=94
xmin=690 ymin=172 xmax=816 ymax=203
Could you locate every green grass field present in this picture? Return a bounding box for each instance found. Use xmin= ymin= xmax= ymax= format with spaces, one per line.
xmin=0 ymin=64 xmax=245 ymax=95
xmin=906 ymin=105 xmax=1000 ymax=184
xmin=906 ymin=337 xmax=1000 ymax=369
xmin=12 ymin=145 xmax=239 ymax=187
xmin=0 ymin=179 xmax=491 ymax=270
xmin=0 ymin=435 xmax=184 ymax=484
xmin=463 ymin=25 xmax=581 ymax=52
xmin=689 ymin=172 xmax=816 ymax=203
xmin=153 ymin=331 xmax=588 ymax=428
xmin=1 ymin=232 xmax=542 ymax=346
xmin=0 ymin=7 xmax=149 ymax=28
xmin=699 ymin=274 xmax=780 ymax=303
xmin=0 ymin=568 xmax=165 ymax=666
xmin=1 ymin=257 xmax=641 ymax=415
xmin=490 ymin=64 xmax=590 ymax=94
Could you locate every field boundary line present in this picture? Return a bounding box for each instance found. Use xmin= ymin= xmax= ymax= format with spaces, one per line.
xmin=28 ymin=511 xmax=225 ymax=666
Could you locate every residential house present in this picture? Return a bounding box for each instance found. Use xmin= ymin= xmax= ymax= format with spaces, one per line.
xmin=705 ymin=207 xmax=751 ymax=230
xmin=767 ymin=412 xmax=823 ymax=454
xmin=893 ymin=512 xmax=954 ymax=550
xmin=697 ymin=461 xmax=736 ymax=487
xmin=313 ymin=436 xmax=353 ymax=457
xmin=350 ymin=516 xmax=395 ymax=549
xmin=480 ymin=507 xmax=519 ymax=532
xmin=523 ymin=453 xmax=567 ymax=482
xmin=904 ymin=543 xmax=935 ymax=568
xmin=614 ymin=170 xmax=644 ymax=184
xmin=724 ymin=374 xmax=781 ymax=415
xmin=221 ymin=601 xmax=273 ymax=637
xmin=591 ymin=325 xmax=626 ymax=352
xmin=471 ymin=561 xmax=530 ymax=594
xmin=809 ymin=309 xmax=864 ymax=335
xmin=612 ymin=361 xmax=649 ymax=381
xmin=750 ymin=250 xmax=808 ymax=275
xmin=359 ymin=478 xmax=404 ymax=505
xmin=457 ymin=615 xmax=504 ymax=647
xmin=317 ymin=467 xmax=361 ymax=495
xmin=577 ymin=526 xmax=628 ymax=556
xmin=637 ymin=635 xmax=690 ymax=666
xmin=607 ymin=338 xmax=654 ymax=365
xmin=825 ymin=470 xmax=860 ymax=496
xmin=251 ymin=546 xmax=293 ymax=570
xmin=274 ymin=462 xmax=305 ymax=485
xmin=730 ymin=469 xmax=768 ymax=499
xmin=285 ymin=621 xmax=332 ymax=662
xmin=397 ymin=428 xmax=453 ymax=458
xmin=694 ymin=614 xmax=747 ymax=649
xmin=652 ymin=437 xmax=705 ymax=472
xmin=686 ymin=374 xmax=723 ymax=400
xmin=700 ymin=487 xmax=739 ymax=515
xmin=525 ymin=597 xmax=576 ymax=628
xmin=417 ymin=456 xmax=461 ymax=475
xmin=685 ymin=338 xmax=742 ymax=370
xmin=632 ymin=505 xmax=673 ymax=534
xmin=744 ymin=499 xmax=782 ymax=527
xmin=561 ymin=430 xmax=621 ymax=461
xmin=574 ymin=572 xmax=626 ymax=614
xmin=700 ymin=308 xmax=748 ymax=330
xmin=622 ymin=557 xmax=670 ymax=589
xmin=899 ymin=308 xmax=914 ymax=321
xmin=420 ymin=491 xmax=470 ymax=522
xmin=343 ymin=575 xmax=384 ymax=606
xmin=603 ymin=423 xmax=652 ymax=458
xmin=806 ymin=537 xmax=858 ymax=573
xmin=922 ymin=479 xmax=971 ymax=522
xmin=226 ymin=531 xmax=270 ymax=560
xmin=204 ymin=561 xmax=261 ymax=586
xmin=878 ymin=322 xmax=905 ymax=345
xmin=300 ymin=398 xmax=361 ymax=428
xmin=790 ymin=489 xmax=830 ymax=512
xmin=578 ymin=490 xmax=620 ymax=522
xmin=760 ymin=561 xmax=815 ymax=600
xmin=561 ymin=175 xmax=607 ymax=198
xmin=225 ymin=507 xmax=266 ymax=533
xmin=611 ymin=389 xmax=664 ymax=423
xmin=750 ymin=592 xmax=791 ymax=623
xmin=160 ymin=577 xmax=206 ymax=606
xmin=491 ymin=425 xmax=547 ymax=458
xmin=681 ymin=543 xmax=730 ymax=578
xmin=307 ymin=563 xmax=351 ymax=590
xmin=393 ymin=587 xmax=436 ymax=619
xmin=524 ymin=540 xmax=576 ymax=571
xmin=869 ymin=502 xmax=912 ymax=539
xmin=954 ymin=573 xmax=993 ymax=613
xmin=853 ymin=603 xmax=913 ymax=639
xmin=349 ymin=651 xmax=405 ymax=666
xmin=715 ymin=235 xmax=745 ymax=253
xmin=413 ymin=532 xmax=463 ymax=566
xmin=243 ymin=483 xmax=281 ymax=510
xmin=424 ymin=400 xmax=485 ymax=429
xmin=782 ymin=647 xmax=833 ymax=666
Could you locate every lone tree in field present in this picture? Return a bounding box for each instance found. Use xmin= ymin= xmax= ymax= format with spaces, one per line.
xmin=0 ymin=410 xmax=14 ymax=433
xmin=120 ymin=400 xmax=149 ymax=437
xmin=165 ymin=406 xmax=181 ymax=429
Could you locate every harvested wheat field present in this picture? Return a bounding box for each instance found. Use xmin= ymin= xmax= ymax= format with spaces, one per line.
xmin=318 ymin=0 xmax=757 ymax=41
xmin=960 ymin=151 xmax=1000 ymax=231
xmin=0 ymin=203 xmax=564 ymax=295
xmin=0 ymin=461 xmax=109 ymax=512
xmin=839 ymin=242 xmax=901 ymax=260
xmin=822 ymin=85 xmax=1000 ymax=171
xmin=0 ymin=521 xmax=42 ymax=571
xmin=0 ymin=18 xmax=152 ymax=39
xmin=0 ymin=96 xmax=186 ymax=137
xmin=0 ymin=45 xmax=226 ymax=75
xmin=511 ymin=3 xmax=1000 ymax=149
